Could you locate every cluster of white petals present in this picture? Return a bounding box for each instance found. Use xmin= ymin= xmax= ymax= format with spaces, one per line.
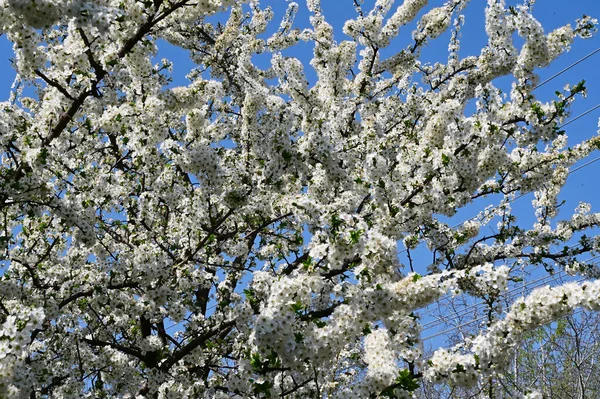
xmin=0 ymin=305 xmax=44 ymax=397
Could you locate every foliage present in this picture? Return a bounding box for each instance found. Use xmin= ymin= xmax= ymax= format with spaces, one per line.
xmin=0 ymin=0 xmax=599 ymax=397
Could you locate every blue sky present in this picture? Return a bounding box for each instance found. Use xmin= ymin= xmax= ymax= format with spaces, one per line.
xmin=2 ymin=0 xmax=600 ymax=348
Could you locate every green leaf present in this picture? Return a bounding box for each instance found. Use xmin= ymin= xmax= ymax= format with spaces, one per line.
xmin=572 ymin=79 xmax=586 ymax=94
xmin=281 ymin=149 xmax=293 ymax=162
xmin=330 ymin=213 xmax=343 ymax=235
xmin=313 ymin=319 xmax=326 ymax=328
xmin=531 ymin=102 xmax=545 ymax=120
xmin=349 ymin=229 xmax=363 ymax=244
xmin=253 ymin=380 xmax=273 ymax=397
xmin=359 ymin=268 xmax=372 ymax=283
xmin=302 ymin=256 xmax=312 ymax=269
xmin=290 ymin=301 xmax=304 ymax=315
xmin=396 ymin=369 xmax=420 ymax=392
xmin=38 ymin=147 xmax=49 ymax=164
xmin=441 ymin=153 xmax=450 ymax=166
xmin=362 ymin=324 xmax=372 ymax=335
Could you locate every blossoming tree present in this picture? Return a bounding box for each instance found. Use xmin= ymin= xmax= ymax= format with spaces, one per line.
xmin=1 ymin=0 xmax=600 ymax=397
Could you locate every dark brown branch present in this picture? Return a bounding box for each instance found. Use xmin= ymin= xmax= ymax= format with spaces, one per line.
xmin=180 ymin=208 xmax=235 ymax=266
xmin=81 ymin=337 xmax=148 ymax=363
xmin=298 ymin=302 xmax=343 ymax=322
xmin=43 ymin=0 xmax=202 ymax=148
xmin=77 ymin=28 xmax=106 ymax=78
xmin=281 ymin=252 xmax=310 ymax=275
xmin=58 ymin=281 xmax=138 ymax=309
xmin=34 ymin=69 xmax=75 ymax=100
xmin=322 ymin=255 xmax=361 ymax=279
xmin=160 ymin=319 xmax=236 ymax=371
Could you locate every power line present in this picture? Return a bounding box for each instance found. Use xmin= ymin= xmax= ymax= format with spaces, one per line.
xmin=561 ymin=103 xmax=600 ymax=128
xmin=397 ymin=46 xmax=600 ymax=259
xmin=570 ymin=154 xmax=600 ymax=173
xmin=397 ymin=152 xmax=600 ymax=257
xmin=534 ymin=47 xmax=600 ymax=90
xmin=422 ymin=275 xmax=589 ymax=342
xmin=422 ymin=271 xmax=569 ymax=332
xmin=421 ymin=254 xmax=600 ymax=337
xmin=421 ymin=254 xmax=600 ymax=331
xmin=425 ymin=308 xmax=586 ymax=357
xmin=422 ymin=251 xmax=600 ymax=326
xmin=425 ymin=241 xmax=585 ymax=307
xmin=406 ymin=151 xmax=600 ymax=320
xmin=421 ymin=271 xmax=567 ymax=331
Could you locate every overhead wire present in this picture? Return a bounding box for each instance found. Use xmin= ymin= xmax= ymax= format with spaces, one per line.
xmin=421 ymin=272 xmax=566 ymax=332
xmin=411 ymin=140 xmax=600 ymax=331
xmin=421 ymin=270 xmax=583 ymax=334
xmin=397 ymin=47 xmax=600 ymax=258
xmin=422 ymin=274 xmax=590 ymax=342
xmin=424 ymin=308 xmax=586 ymax=357
xmin=570 ymin=154 xmax=600 ymax=173
xmin=421 ymin=253 xmax=600 ymax=338
xmin=426 ymin=242 xmax=583 ymax=305
xmin=420 ymin=271 xmax=567 ymax=331
xmin=420 ymin=252 xmax=600 ymax=331
xmin=534 ymin=47 xmax=600 ymax=90
xmin=561 ymin=103 xmax=600 ymax=128
xmin=396 ymin=155 xmax=600 ymax=258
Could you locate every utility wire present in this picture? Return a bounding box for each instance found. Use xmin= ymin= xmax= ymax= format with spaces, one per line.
xmin=397 ymin=47 xmax=600 ymax=259
xmin=425 ymin=308 xmax=586 ymax=356
xmin=422 ymin=255 xmax=600 ymax=337
xmin=410 ymin=153 xmax=600 ymax=322
xmin=570 ymin=154 xmax=600 ymax=173
xmin=422 ymin=252 xmax=600 ymax=328
xmin=421 ymin=272 xmax=566 ymax=332
xmin=422 ymin=270 xmax=571 ymax=332
xmin=534 ymin=47 xmax=600 ymax=90
xmin=422 ymin=275 xmax=589 ymax=342
xmin=397 ymin=149 xmax=600 ymax=257
xmin=421 ymin=271 xmax=567 ymax=331
xmin=427 ymin=242 xmax=584 ymax=307
xmin=421 ymin=254 xmax=600 ymax=331
xmin=561 ymin=103 xmax=600 ymax=128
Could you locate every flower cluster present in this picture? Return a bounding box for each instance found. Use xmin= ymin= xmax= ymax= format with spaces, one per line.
xmin=0 ymin=304 xmax=45 ymax=397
